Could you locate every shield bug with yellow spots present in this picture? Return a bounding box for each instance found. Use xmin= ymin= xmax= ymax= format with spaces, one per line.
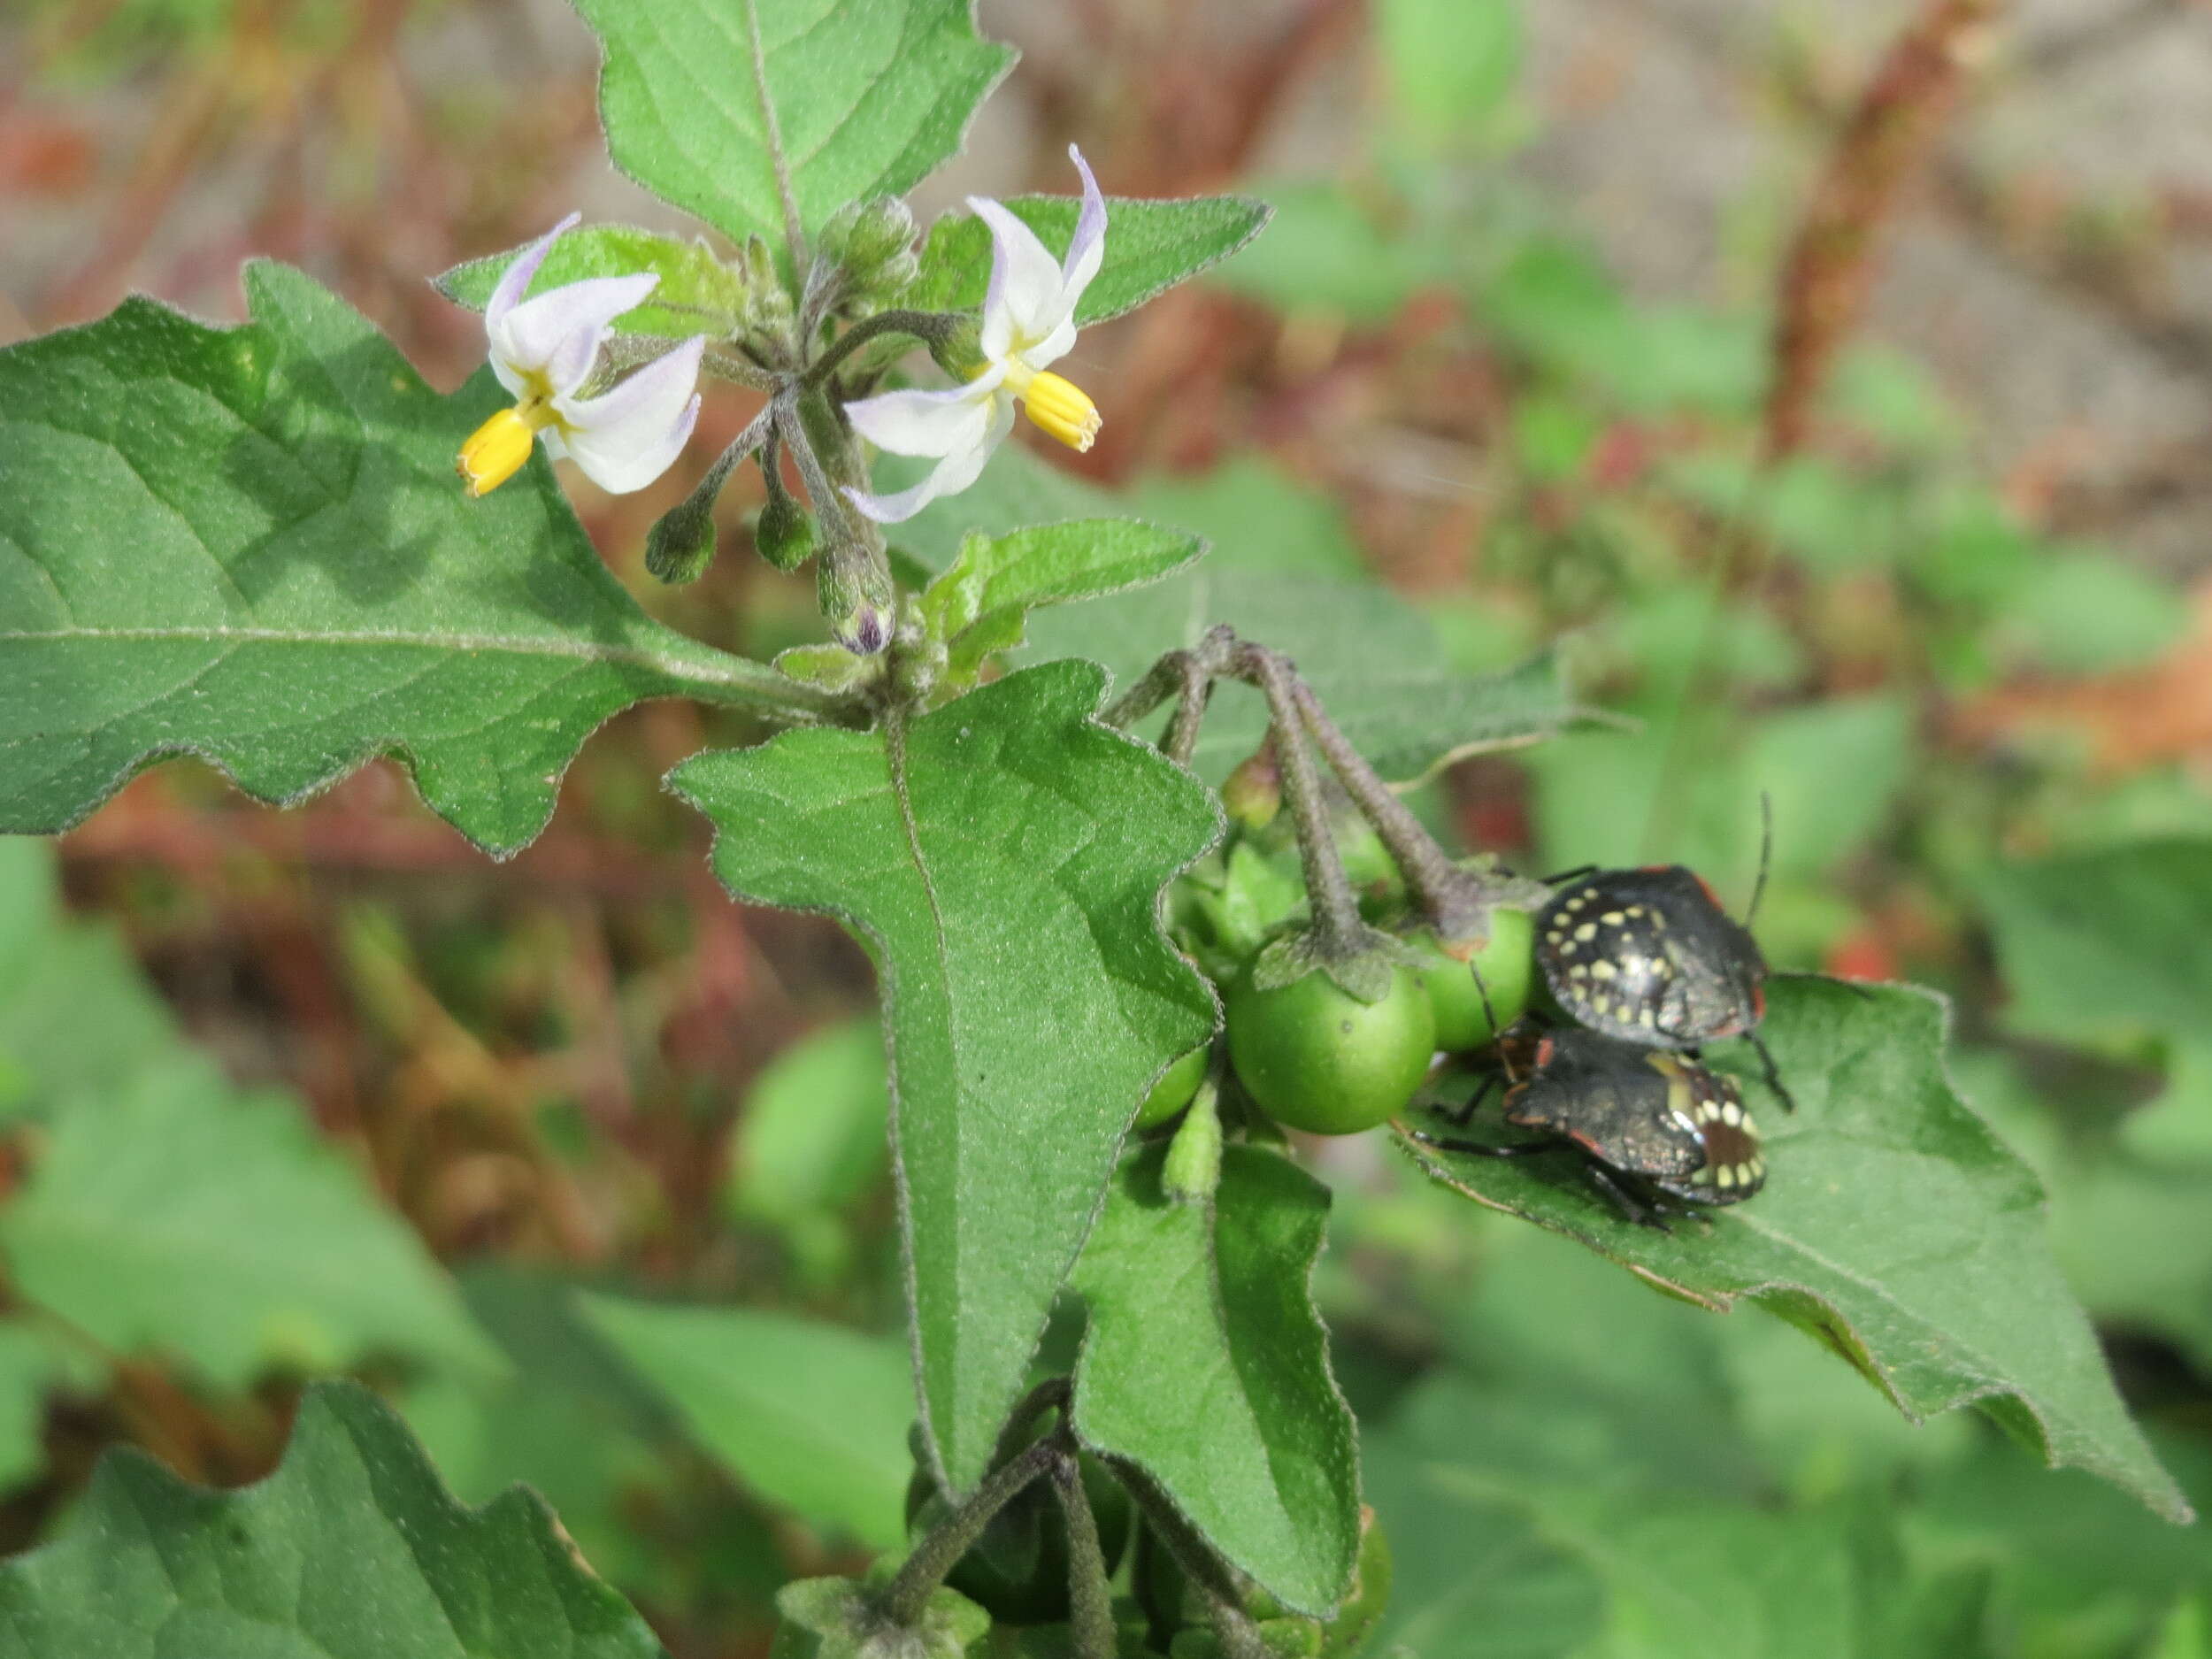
xmin=1414 ymin=1029 xmax=1768 ymax=1229
xmin=1532 ymin=860 xmax=1795 ymax=1113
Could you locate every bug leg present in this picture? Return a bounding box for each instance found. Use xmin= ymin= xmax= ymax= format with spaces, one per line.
xmin=1431 ymin=1071 xmax=1501 ymax=1129
xmin=1748 ymin=1031 xmax=1797 ymax=1113
xmin=1538 ymin=864 xmax=1598 ymax=886
xmin=1582 ymin=1164 xmax=1671 ymax=1232
xmin=1407 ymin=1129 xmax=1553 ymax=1159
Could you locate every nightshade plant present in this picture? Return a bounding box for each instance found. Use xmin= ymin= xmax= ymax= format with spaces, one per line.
xmin=0 ymin=1 xmax=2193 ymax=1654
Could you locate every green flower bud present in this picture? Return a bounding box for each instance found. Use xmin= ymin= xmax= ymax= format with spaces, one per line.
xmin=818 ymin=541 xmax=897 ymax=657
xmin=755 ymin=489 xmax=818 ymax=572
xmin=645 ymin=485 xmax=720 ymax=586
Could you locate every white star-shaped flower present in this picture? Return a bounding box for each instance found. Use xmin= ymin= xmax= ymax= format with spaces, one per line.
xmin=457 ymin=213 xmax=706 ymax=498
xmin=843 ymin=147 xmax=1108 ymax=525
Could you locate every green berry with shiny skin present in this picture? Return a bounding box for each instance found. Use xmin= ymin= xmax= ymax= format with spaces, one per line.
xmin=1134 ymin=1044 xmax=1210 ymax=1131
xmin=1225 ymin=963 xmax=1435 ymax=1135
xmin=1409 ymin=906 xmax=1535 ymax=1052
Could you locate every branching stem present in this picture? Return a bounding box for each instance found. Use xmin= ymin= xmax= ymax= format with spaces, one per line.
xmin=1294 ymin=680 xmax=1495 ymax=944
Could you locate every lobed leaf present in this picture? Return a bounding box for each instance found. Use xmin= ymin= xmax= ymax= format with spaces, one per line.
xmin=0 ymin=1381 xmax=668 ymax=1656
xmin=435 ymin=223 xmax=759 ymax=339
xmin=670 ymin=660 xmax=1219 ymax=1493
xmin=1396 ymin=977 xmax=2190 ymax=1523
xmin=919 ymin=519 xmax=1204 ymax=690
xmin=0 ymin=264 xmax=817 ymax=856
xmin=572 ymin=0 xmax=1015 ymax=247
xmin=909 ymin=194 xmax=1271 ymax=327
xmin=1070 ymin=1146 xmax=1360 ymax=1616
xmin=580 ymin=1294 xmax=913 ymax=1549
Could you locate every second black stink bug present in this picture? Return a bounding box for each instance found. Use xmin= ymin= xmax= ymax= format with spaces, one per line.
xmin=1415 ymin=1029 xmax=1767 ymax=1229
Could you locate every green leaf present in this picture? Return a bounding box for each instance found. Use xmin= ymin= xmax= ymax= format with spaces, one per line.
xmin=0 ymin=1323 xmax=93 ymax=1493
xmin=1998 ymin=550 xmax=2185 ymax=674
xmin=0 ymin=1055 xmax=499 ymax=1389
xmin=772 ymin=1575 xmax=990 ymax=1659
xmin=572 ymin=0 xmax=1015 ymax=247
xmin=0 ymin=841 xmax=178 ymax=1122
xmin=920 ymin=520 xmax=1204 ymax=689
xmin=1397 ymin=978 xmax=2190 ymax=1523
xmin=910 ymin=193 xmax=1271 ymax=327
xmin=1363 ymin=1402 xmax=1604 ymax=1659
xmin=580 ymin=1294 xmax=912 ymax=1549
xmin=670 ymin=661 xmax=1218 ymax=1492
xmin=0 ymin=1380 xmax=667 ymax=1656
xmin=435 ymin=223 xmax=759 ymax=338
xmin=726 ymin=1015 xmax=891 ymax=1230
xmin=1203 ymin=182 xmax=1439 ymax=326
xmin=1375 ymin=0 xmax=1523 ymax=147
xmin=1976 ymin=839 xmax=2212 ymax=1044
xmin=0 ymin=263 xmax=814 ymax=856
xmin=885 ymin=445 xmax=1594 ymax=783
xmin=1070 ymin=1146 xmax=1359 ymax=1615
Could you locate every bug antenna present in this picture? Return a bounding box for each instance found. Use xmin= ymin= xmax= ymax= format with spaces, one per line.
xmin=1745 ymin=793 xmax=1774 ymax=926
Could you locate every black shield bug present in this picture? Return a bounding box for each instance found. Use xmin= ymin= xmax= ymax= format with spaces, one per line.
xmin=1414 ymin=1029 xmax=1767 ymax=1229
xmin=1533 ymin=859 xmax=1794 ymax=1113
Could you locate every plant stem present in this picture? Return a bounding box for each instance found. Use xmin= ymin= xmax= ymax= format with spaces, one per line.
xmin=1116 ymin=1462 xmax=1268 ymax=1659
xmin=1294 ymin=680 xmax=1497 ymax=945
xmin=806 ymin=308 xmax=966 ymax=389
xmin=1232 ymin=644 xmax=1364 ymax=956
xmin=1055 ymin=1453 xmax=1118 ymax=1659
xmin=773 ymin=395 xmax=862 ymax=547
xmin=879 ymin=1438 xmax=1061 ymax=1628
xmin=984 ymin=1376 xmax=1073 ymax=1474
xmin=1162 ymin=653 xmax=1215 ymax=769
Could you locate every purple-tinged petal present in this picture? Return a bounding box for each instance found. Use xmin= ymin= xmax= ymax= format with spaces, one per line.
xmin=485 ymin=212 xmax=581 ymax=328
xmin=1059 ymin=145 xmax=1106 ymax=303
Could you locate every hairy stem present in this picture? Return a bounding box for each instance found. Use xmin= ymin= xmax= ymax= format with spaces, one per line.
xmin=1055 ymin=1453 xmax=1118 ymax=1659
xmin=1117 ymin=1463 xmax=1268 ymax=1658
xmin=1233 ymin=644 xmax=1364 ymax=955
xmin=879 ymin=1438 xmax=1060 ymax=1628
xmin=1295 ymin=680 xmax=1495 ymax=945
xmin=984 ymin=1376 xmax=1073 ymax=1474
xmin=806 ymin=307 xmax=968 ymax=389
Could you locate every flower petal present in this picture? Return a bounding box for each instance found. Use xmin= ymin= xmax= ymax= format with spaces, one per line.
xmin=974 ymin=196 xmax=1072 ymax=362
xmin=845 ymin=395 xmax=1016 ymax=524
xmin=1019 ymin=316 xmax=1079 ymax=373
xmin=1059 ymin=146 xmax=1106 ymax=303
xmin=491 ymin=273 xmax=662 ymax=391
xmin=485 ymin=212 xmax=580 ymax=327
xmin=553 ymin=336 xmax=705 ymax=495
xmin=565 ymin=393 xmax=701 ymax=495
xmin=557 ymin=334 xmax=704 ymax=439
xmin=844 ymin=369 xmax=1007 ymax=458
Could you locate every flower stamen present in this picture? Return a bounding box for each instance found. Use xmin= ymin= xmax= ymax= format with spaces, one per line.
xmin=457 ymin=402 xmax=555 ymax=498
xmin=1017 ymin=370 xmax=1101 ymax=453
